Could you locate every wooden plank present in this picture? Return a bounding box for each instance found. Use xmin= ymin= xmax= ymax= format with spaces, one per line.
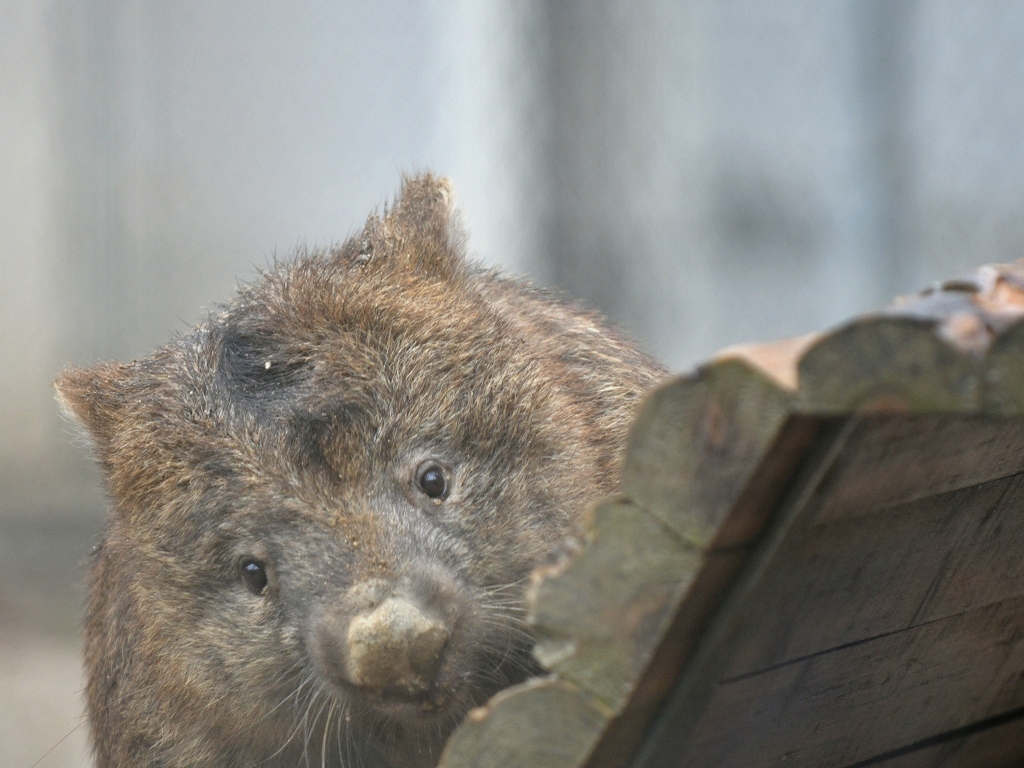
xmin=632 ymin=414 xmax=1024 ymax=767
xmin=437 ymin=677 xmax=610 ymax=768
xmin=811 ymin=415 xmax=1024 ymax=525
xmin=725 ymin=471 xmax=1024 ymax=676
xmin=443 ymin=358 xmax=807 ymax=768
xmin=649 ymin=595 xmax=1024 ymax=768
xmin=621 ymin=359 xmax=794 ymax=549
xmin=631 ymin=419 xmax=861 ymax=768
xmin=855 ymin=710 xmax=1024 ymax=767
xmin=984 ymin=319 xmax=1024 ymax=415
xmin=442 ymin=265 xmax=1024 ymax=767
xmin=797 ymin=316 xmax=980 ymax=413
xmin=579 ymin=549 xmax=747 ymax=768
xmin=709 ymin=415 xmax=822 ymax=549
xmin=529 ymin=497 xmax=702 ymax=712
xmin=576 ymin=420 xmax=822 ymax=768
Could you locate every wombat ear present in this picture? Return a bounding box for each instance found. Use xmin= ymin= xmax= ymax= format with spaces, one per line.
xmin=54 ymin=362 xmax=131 ymax=451
xmin=385 ymin=173 xmax=468 ymax=279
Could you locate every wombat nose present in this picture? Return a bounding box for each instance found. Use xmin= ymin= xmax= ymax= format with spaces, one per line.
xmin=345 ymin=597 xmax=449 ymax=695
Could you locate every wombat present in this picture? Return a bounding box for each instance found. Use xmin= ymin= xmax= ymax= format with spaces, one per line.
xmin=56 ymin=174 xmax=666 ymax=768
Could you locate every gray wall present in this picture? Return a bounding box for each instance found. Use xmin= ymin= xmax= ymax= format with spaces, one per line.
xmin=6 ymin=0 xmax=1024 ymax=519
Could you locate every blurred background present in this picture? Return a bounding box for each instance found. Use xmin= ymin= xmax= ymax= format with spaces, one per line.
xmin=5 ymin=1 xmax=1024 ymax=764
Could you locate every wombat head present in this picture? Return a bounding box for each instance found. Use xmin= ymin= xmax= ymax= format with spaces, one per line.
xmin=56 ymin=175 xmax=664 ymax=768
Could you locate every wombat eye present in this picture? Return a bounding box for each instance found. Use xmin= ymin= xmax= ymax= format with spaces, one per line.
xmin=416 ymin=462 xmax=448 ymax=500
xmin=240 ymin=559 xmax=268 ymax=595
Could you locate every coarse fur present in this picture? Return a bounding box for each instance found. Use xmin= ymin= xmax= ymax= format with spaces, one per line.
xmin=56 ymin=174 xmax=667 ymax=768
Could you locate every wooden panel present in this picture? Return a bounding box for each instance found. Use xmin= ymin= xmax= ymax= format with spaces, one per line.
xmin=649 ymin=595 xmax=1024 ymax=768
xmin=812 ymin=415 xmax=1024 ymax=525
xmin=443 ymin=359 xmax=809 ymax=768
xmin=725 ymin=471 xmax=1024 ymax=676
xmin=580 ymin=549 xmax=747 ymax=768
xmin=530 ymin=497 xmax=702 ymax=711
xmin=636 ymin=414 xmax=1024 ymax=768
xmin=861 ymin=711 xmax=1024 ymax=768
xmin=796 ymin=317 xmax=980 ymax=413
xmin=443 ymin=266 xmax=1024 ymax=768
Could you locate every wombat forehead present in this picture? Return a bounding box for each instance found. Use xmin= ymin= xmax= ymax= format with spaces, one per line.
xmin=215 ymin=315 xmax=548 ymax=431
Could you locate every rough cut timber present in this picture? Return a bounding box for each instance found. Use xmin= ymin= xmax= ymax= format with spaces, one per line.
xmin=437 ymin=261 xmax=1024 ymax=768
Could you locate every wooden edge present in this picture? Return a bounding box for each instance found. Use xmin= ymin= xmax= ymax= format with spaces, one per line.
xmin=437 ymin=677 xmax=611 ymax=768
xmin=578 ymin=548 xmax=748 ymax=768
xmin=706 ymin=261 xmax=1024 ymax=415
xmin=631 ymin=418 xmax=858 ymax=768
xmin=788 ymin=260 xmax=1024 ymax=414
xmin=439 ymin=260 xmax=1024 ymax=768
xmin=620 ymin=357 xmax=795 ymax=548
xmin=441 ymin=363 xmax=810 ymax=768
xmin=982 ymin=317 xmax=1024 ymax=414
xmin=707 ymin=415 xmax=823 ymax=549
xmin=795 ymin=315 xmax=980 ymax=413
xmin=576 ymin=416 xmax=824 ymax=768
xmin=528 ymin=497 xmax=702 ymax=712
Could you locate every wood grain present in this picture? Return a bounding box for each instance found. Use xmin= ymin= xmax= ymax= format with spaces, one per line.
xmin=529 ymin=497 xmax=701 ymax=712
xmin=649 ymin=595 xmax=1024 ymax=768
xmin=437 ymin=677 xmax=610 ymax=768
xmin=725 ymin=470 xmax=1024 ymax=676
xmin=621 ymin=359 xmax=794 ymax=548
xmin=797 ymin=316 xmax=980 ymax=413
xmin=861 ymin=710 xmax=1024 ymax=767
xmin=983 ymin=318 xmax=1024 ymax=415
xmin=440 ymin=263 xmax=1024 ymax=768
xmin=810 ymin=415 xmax=1024 ymax=525
xmin=636 ymin=414 xmax=1024 ymax=768
xmin=580 ymin=549 xmax=749 ymax=768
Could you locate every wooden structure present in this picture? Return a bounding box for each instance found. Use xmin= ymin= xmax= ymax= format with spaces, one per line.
xmin=439 ymin=262 xmax=1024 ymax=768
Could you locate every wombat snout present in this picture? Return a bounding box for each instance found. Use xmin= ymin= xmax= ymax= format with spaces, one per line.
xmin=346 ymin=598 xmax=449 ymax=694
xmin=311 ymin=579 xmax=455 ymax=701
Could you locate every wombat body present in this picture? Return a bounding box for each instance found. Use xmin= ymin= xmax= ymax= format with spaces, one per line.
xmin=57 ymin=175 xmax=666 ymax=768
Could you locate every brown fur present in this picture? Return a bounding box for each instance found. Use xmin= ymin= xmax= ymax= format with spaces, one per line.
xmin=56 ymin=174 xmax=667 ymax=768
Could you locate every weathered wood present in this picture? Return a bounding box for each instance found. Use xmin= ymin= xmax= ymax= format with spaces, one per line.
xmin=630 ymin=419 xmax=859 ymax=768
xmin=706 ymin=415 xmax=822 ymax=548
xmin=809 ymin=414 xmax=1024 ymax=525
xmin=983 ymin=318 xmax=1024 ymax=414
xmin=712 ymin=333 xmax=818 ymax=391
xmin=441 ymin=261 xmax=1024 ymax=768
xmin=635 ymin=413 xmax=1024 ymax=768
xmin=797 ymin=316 xmax=980 ymax=413
xmin=441 ymin=357 xmax=812 ymax=768
xmin=579 ymin=549 xmax=747 ymax=768
xmin=726 ymin=469 xmax=1024 ymax=677
xmin=621 ymin=358 xmax=795 ymax=548
xmin=529 ymin=497 xmax=700 ymax=712
xmin=437 ymin=677 xmax=610 ymax=768
xmin=666 ymin=595 xmax=1024 ymax=768
xmin=864 ymin=711 xmax=1024 ymax=767
xmin=569 ymin=421 xmax=820 ymax=768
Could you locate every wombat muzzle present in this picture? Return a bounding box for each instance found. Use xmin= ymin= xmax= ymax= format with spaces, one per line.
xmin=310 ymin=578 xmax=457 ymax=703
xmin=345 ymin=597 xmax=450 ymax=695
